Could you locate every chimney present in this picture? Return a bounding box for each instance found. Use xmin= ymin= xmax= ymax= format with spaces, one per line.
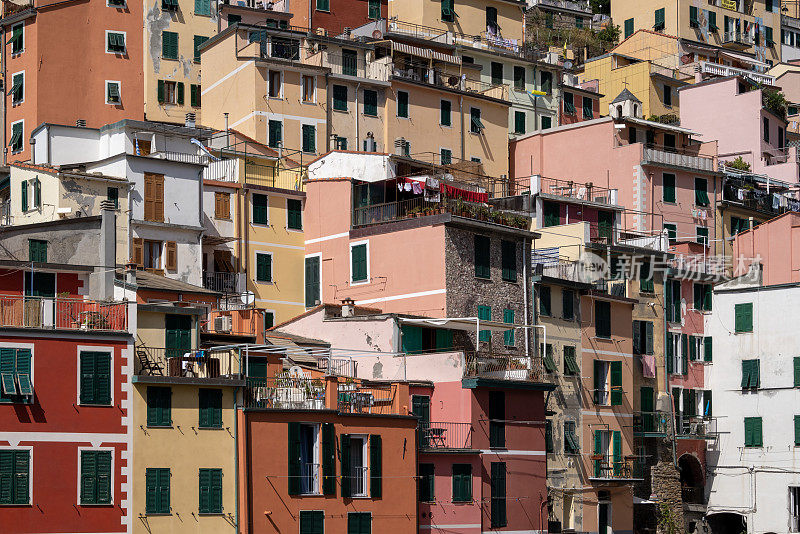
xmin=92 ymin=200 xmax=117 ymax=300
xmin=76 ymin=119 xmax=87 ymax=128
xmin=341 ymin=297 xmax=355 ymax=318
xmin=125 ymin=261 xmax=137 ymax=287
xmin=185 ymin=113 xmax=196 ymax=128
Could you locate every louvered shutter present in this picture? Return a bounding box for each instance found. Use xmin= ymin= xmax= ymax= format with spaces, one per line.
xmin=80 ymin=352 xmax=95 ymax=404
xmin=612 ymin=431 xmax=622 ymax=476
xmin=287 ymin=422 xmax=301 ymax=495
xmin=96 ymin=451 xmax=111 ymax=504
xmin=145 ymin=468 xmax=158 ymax=513
xmin=632 ymin=321 xmax=641 ymax=354
xmin=96 ymin=352 xmax=111 ymax=405
xmin=645 ymin=322 xmax=654 ymax=354
xmin=370 ymin=434 xmax=382 ymax=498
xmin=0 ymin=348 xmax=17 ymax=397
xmin=322 ymin=423 xmax=336 ymax=495
xmin=177 ymin=82 xmax=184 ymax=105
xmin=610 ymin=361 xmax=622 ymax=406
xmin=0 ymin=451 xmax=12 ymax=504
xmin=680 ymin=333 xmax=688 ymax=374
xmin=490 ymin=462 xmax=506 ymax=528
xmin=210 ymin=469 xmax=222 ymax=513
xmin=593 ymin=360 xmax=603 ymax=404
xmin=340 ymin=434 xmax=351 ymax=497
xmin=165 ymin=241 xmax=177 ymax=271
xmin=593 ymin=430 xmax=602 ymax=477
xmin=199 ymin=469 xmax=210 ymax=513
xmin=13 ymin=451 xmax=28 ymax=505
xmin=666 ymin=334 xmax=674 ymax=374
xmin=794 ymin=357 xmax=800 ymax=387
xmin=80 ymin=451 xmax=97 ymax=504
xmin=741 ymin=360 xmax=751 ymax=389
xmin=157 ymin=80 xmax=165 ymax=103
xmin=159 ymin=469 xmax=170 ymax=513
xmin=132 ymin=238 xmax=144 ymax=266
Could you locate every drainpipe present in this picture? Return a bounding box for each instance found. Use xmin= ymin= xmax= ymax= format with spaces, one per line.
xmin=459 ymin=95 xmax=465 ymax=160
xmin=523 ymin=237 xmax=531 ymax=362
xmin=2 ymin=24 xmax=6 ymax=166
xmin=355 ymin=82 xmax=361 ymax=151
xmin=664 ymin=275 xmax=678 ymax=469
xmin=233 ymin=381 xmax=240 ymax=533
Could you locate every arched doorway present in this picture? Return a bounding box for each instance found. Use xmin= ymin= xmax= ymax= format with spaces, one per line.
xmin=678 ymin=454 xmax=704 ymax=504
xmin=706 ymin=512 xmax=746 ymax=534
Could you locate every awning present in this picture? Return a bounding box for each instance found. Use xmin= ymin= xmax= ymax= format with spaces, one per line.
xmin=399 ymin=317 xmax=516 ymax=333
xmin=394 ymin=42 xmax=432 ymax=60
xmin=719 ymin=50 xmax=768 ymax=68
xmin=203 ymin=235 xmax=238 ymax=246
xmin=431 ymin=50 xmax=461 ymax=65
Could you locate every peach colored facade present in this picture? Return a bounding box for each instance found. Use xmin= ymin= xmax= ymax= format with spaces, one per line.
xmin=731 ymin=210 xmax=800 ymax=285
xmin=2 ymin=0 xmax=145 ymax=163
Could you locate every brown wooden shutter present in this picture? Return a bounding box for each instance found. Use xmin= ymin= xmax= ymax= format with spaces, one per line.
xmin=165 ymin=241 xmax=177 ymax=271
xmin=222 ymin=193 xmax=230 ymax=218
xmin=132 ymin=238 xmax=144 ymax=266
xmin=154 ymin=174 xmax=164 ymax=222
xmin=143 ymin=174 xmax=153 ymax=221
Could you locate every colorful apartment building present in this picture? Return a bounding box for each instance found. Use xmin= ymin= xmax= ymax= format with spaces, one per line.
xmin=612 ymin=0 xmax=782 ymax=66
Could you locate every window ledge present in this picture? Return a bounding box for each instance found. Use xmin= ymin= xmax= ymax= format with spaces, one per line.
xmin=79 ymin=503 xmax=114 ymax=507
xmin=146 ymin=425 xmax=174 ymax=429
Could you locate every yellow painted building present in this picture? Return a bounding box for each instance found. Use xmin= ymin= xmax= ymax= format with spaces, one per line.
xmin=612 ymin=0 xmax=781 ymax=64
xmin=144 ymin=0 xmax=217 ymax=125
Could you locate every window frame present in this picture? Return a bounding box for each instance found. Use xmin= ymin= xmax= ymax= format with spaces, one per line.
xmin=255 ymin=251 xmax=274 ymax=283
xmin=397 ymin=90 xmax=409 ymax=118
xmin=451 ymin=463 xmax=472 ymax=503
xmin=146 ymin=386 xmax=172 ymax=427
xmin=268 ymin=69 xmax=283 ymax=99
xmin=198 ymin=388 xmax=223 ymax=429
xmin=77 ymin=447 xmax=114 ymax=506
xmin=0 ymin=446 xmax=32 ymax=505
xmin=301 ymin=124 xmax=316 ymax=154
xmin=735 ymin=302 xmax=753 ymax=333
xmin=350 ymin=240 xmax=370 ymax=285
xmin=106 ymin=80 xmax=121 ymax=105
xmin=105 ymin=30 xmax=126 ymax=54
xmin=10 ymin=23 xmax=23 ymax=55
xmin=363 ymin=88 xmax=378 ymax=117
xmin=470 ymin=107 xmax=483 ymax=134
xmin=662 ymin=172 xmax=676 ymax=203
xmin=439 ymin=147 xmax=452 ymax=166
xmin=9 ymin=120 xmax=24 ymax=154
xmin=198 ymin=468 xmax=223 ymax=514
xmin=10 ymin=71 xmax=23 ymax=106
xmin=300 ymin=510 xmax=326 ymax=534
xmin=145 ymin=467 xmax=171 ymax=514
xmin=474 ymin=234 xmax=490 ymax=279
xmin=302 ymin=75 xmax=316 ymax=104
xmin=252 ymin=193 xmax=269 ymax=226
xmin=440 ymin=99 xmax=452 ymax=127
xmin=161 ymin=30 xmax=179 ymax=60
xmin=287 ymin=197 xmax=303 ymax=231
xmin=77 ymin=348 xmax=114 ymax=407
xmin=332 ymin=84 xmax=348 ymax=111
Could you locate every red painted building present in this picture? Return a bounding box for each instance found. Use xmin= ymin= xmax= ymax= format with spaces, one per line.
xmin=286 ymin=0 xmax=387 ymax=35
xmin=0 ymin=263 xmax=133 ymax=533
xmin=559 ymin=85 xmax=602 ymax=126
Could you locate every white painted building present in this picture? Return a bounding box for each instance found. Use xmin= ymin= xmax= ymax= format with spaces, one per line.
xmin=706 ymin=268 xmax=800 ymax=534
xmin=24 ymin=120 xmax=213 ymax=286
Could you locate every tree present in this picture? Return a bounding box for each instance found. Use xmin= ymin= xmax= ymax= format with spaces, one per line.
xmin=726 ymin=156 xmax=751 ymax=172
xmin=590 ymin=0 xmax=610 ymax=14
xmin=597 ymin=24 xmax=620 ymax=47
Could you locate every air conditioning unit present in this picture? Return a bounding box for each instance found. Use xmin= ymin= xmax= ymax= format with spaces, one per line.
xmin=214 ymin=315 xmax=233 ymax=332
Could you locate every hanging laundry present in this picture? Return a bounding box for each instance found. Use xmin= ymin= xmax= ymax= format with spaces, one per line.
xmin=397 ymin=182 xmax=404 ymax=191
xmin=773 ymin=194 xmax=780 ymax=210
xmin=404 ymin=182 xmax=412 ymax=192
xmin=737 ymin=189 xmax=745 ymax=200
xmin=412 ymin=181 xmax=423 ymax=195
xmin=426 ymin=177 xmax=440 ymax=190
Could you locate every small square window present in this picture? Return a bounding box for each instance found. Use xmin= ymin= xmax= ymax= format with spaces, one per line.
xmin=106 ymin=81 xmax=121 ymax=104
xmin=107 ymin=32 xmax=126 ymax=53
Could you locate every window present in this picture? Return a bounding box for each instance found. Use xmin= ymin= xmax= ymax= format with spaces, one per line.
xmin=539 ymin=286 xmax=551 ymax=316
xmin=287 ymin=198 xmax=302 ymax=230
xmin=441 ymin=0 xmax=454 ymax=22
xmin=197 ymin=468 xmax=224 ymax=514
xmin=80 ymin=450 xmax=112 ymax=505
xmin=193 ymin=35 xmax=209 ymax=62
xmin=363 ymin=89 xmax=377 ymax=116
xmin=28 ymin=239 xmax=46 ymax=263
xmin=341 ymin=49 xmax=358 ymax=76
xmin=741 ymin=359 xmax=760 ymax=390
xmin=654 ymin=8 xmax=665 ymax=31
xmin=147 ymin=386 xmax=171 ymax=427
xmin=583 ymin=96 xmax=594 ymax=120
xmin=268 ymin=120 xmax=282 ymax=148
xmin=268 ymin=70 xmax=282 ymax=98
xmin=513 ymin=66 xmax=525 ymax=91
xmin=478 ymin=305 xmax=491 ymax=342
xmin=491 ymin=62 xmax=503 ymax=86
xmin=157 ymin=80 xmax=181 ymax=104
xmin=316 ymin=0 xmax=329 ymax=11
xmin=490 ymin=462 xmax=506 ymax=528
xmin=689 ymin=5 xmax=699 ymax=27
xmin=791 ymin=488 xmax=800 ymax=533
xmin=744 ymin=417 xmax=763 ymax=447
xmin=664 ymin=223 xmax=677 ymax=244
xmin=662 ymin=173 xmax=676 ymax=203
xmin=640 ymin=260 xmax=654 ymax=293
xmin=667 ymin=332 xmax=688 ymax=375
xmin=708 ymin=11 xmax=717 ymax=32
xmin=735 ymin=302 xmax=753 ymax=333
xmin=300 ymin=511 xmax=325 ymax=534
xmin=452 ymin=463 xmax=472 ymax=502
xmin=198 ymin=389 xmax=222 ymax=428
xmin=0 ymin=348 xmax=32 ymax=402
xmin=624 ymin=18 xmax=634 ymax=38
xmin=764 ymin=117 xmax=770 ymax=142
xmin=351 ymin=243 xmax=368 ymax=283
xmin=474 ymin=235 xmax=490 ymax=279
xmin=397 ymin=91 xmax=409 ymax=118
xmin=693 ymin=283 xmax=712 ymax=311
xmin=439 ymin=148 xmax=452 ymax=165
xmin=542 ymin=344 xmax=556 ymax=373
xmin=795 ymin=357 xmax=800 ymax=389
xmin=633 ymin=320 xmax=654 ymax=355
xmin=106 ymin=81 xmax=121 ymax=104
xmin=545 ymin=420 xmax=554 ymax=452
xmin=731 ymin=216 xmax=750 ymax=236
xmin=514 ymin=111 xmax=525 ymax=134
xmin=341 ymin=435 xmax=370 ymax=498
xmin=79 ymin=351 xmax=112 ymax=405
xmin=562 ymin=289 xmax=574 ymax=320
xmin=108 ymin=187 xmax=119 ymax=209
xmin=470 ymin=108 xmax=483 ymax=134
xmin=162 ymin=0 xmax=178 ymax=9
xmin=214 ymin=192 xmax=231 ymax=220
xmin=0 ymin=449 xmax=29 ymax=504
xmin=628 ymin=127 xmax=637 ymax=143
xmin=256 ymin=253 xmax=272 ymax=283
xmin=144 ymin=173 xmax=165 ymax=222
xmin=489 ymin=391 xmax=505 ymax=448
xmin=541 ymin=116 xmax=552 ymax=130
xmin=503 ymin=309 xmax=515 ymax=347
xmin=162 ymin=31 xmax=178 ymax=60
xmin=696 ymin=226 xmax=709 ymax=246
xmin=9 ymin=121 xmax=23 ymax=153
xmin=663 ymin=84 xmax=672 ymax=106
xmin=765 ymin=26 xmax=774 ymax=46
xmin=331 ymin=84 xmax=348 ymax=111
xmin=695 ymin=177 xmax=709 ymax=206
xmin=419 ymin=464 xmax=434 ymax=502
xmin=145 ymin=468 xmax=170 ymax=514
xmin=10 ymin=23 xmax=23 ymax=54
xmin=305 ymin=256 xmax=321 ymax=307
xmin=500 ymin=240 xmax=517 ymax=282
xmin=347 ymin=512 xmax=372 ymax=534
xmin=563 ymin=92 xmax=575 ymax=115
xmin=227 ymin=13 xmax=241 ymax=26
xmin=302 ymin=125 xmax=316 ymax=153
xmin=595 ymin=300 xmax=611 ymax=338
xmin=440 ymin=100 xmax=451 ymax=126
xmin=142 ymin=240 xmax=162 ymax=270
xmin=564 ymin=421 xmax=580 ymax=454
xmin=367 ymin=0 xmax=379 ymax=19
xmin=302 ymin=75 xmax=315 ymax=103
xmin=252 ymin=194 xmax=268 ymax=225
xmin=107 ymin=31 xmax=125 ymax=53
xmin=10 ymin=72 xmax=23 ymax=105
xmin=541 ymin=71 xmax=552 ymax=94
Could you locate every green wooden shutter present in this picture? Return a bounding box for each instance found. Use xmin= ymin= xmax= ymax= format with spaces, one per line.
xmin=681 ymin=334 xmax=688 ymax=375
xmin=397 ymin=91 xmax=409 ymax=117
xmin=364 ymin=89 xmax=378 ymax=116
xmin=490 ymin=462 xmax=506 ymax=528
xmin=256 ymin=254 xmax=272 ymax=282
xmin=593 ymin=430 xmax=602 ymax=477
xmin=632 ymin=321 xmax=641 ymax=354
xmin=157 ymin=79 xmax=165 ymax=103
xmin=514 ymin=111 xmax=525 ymax=134
xmin=80 ymin=450 xmax=97 ymax=504
xmin=301 ymin=511 xmax=325 ymax=534
xmin=562 ymin=289 xmax=574 ymax=320
xmin=503 ymin=309 xmax=514 ymax=346
xmin=198 ymin=468 xmax=210 ymax=513
xmin=539 ymin=286 xmax=551 ymax=316
xmin=645 ymin=322 xmax=654 ymax=354
xmin=159 ymin=469 xmax=170 ymax=513
xmin=640 ymin=387 xmax=654 ymax=432
xmin=612 ymin=431 xmax=622 ymax=476
xmin=80 ymin=352 xmax=96 ymax=404
xmin=351 ymin=244 xmax=367 ymax=282
xmin=704 ymin=337 xmax=712 ymax=362
xmin=794 ymin=357 xmax=800 ymax=388
xmin=176 ymin=82 xmax=184 ymax=105
xmin=741 ymin=360 xmax=751 ymax=389
xmin=663 ymin=173 xmax=676 ymax=203
xmin=753 ymin=359 xmax=760 ymax=389
xmin=419 ymin=464 xmax=434 ymax=502
xmin=20 ymin=180 xmax=27 ymax=212
xmin=268 ymin=120 xmax=282 ymax=148
xmin=0 ymin=451 xmax=13 ymax=504
xmin=624 ymin=18 xmax=634 ymax=38
xmin=14 ymin=349 xmax=31 ymax=396
xmin=322 ymin=422 xmax=336 ymax=495
xmin=287 ymin=198 xmax=302 ymax=230
xmin=305 ymin=256 xmax=321 ymax=307
xmin=595 ymin=300 xmax=611 ymax=338
xmin=666 ymin=334 xmax=674 ymax=374
xmin=435 ymin=328 xmax=453 ymax=350
xmin=252 ymin=194 xmax=269 ymax=225
xmin=145 ymin=468 xmax=158 ymax=513
xmin=474 ymin=235 xmax=490 ymax=278
xmin=340 ymin=434 xmax=351 ymax=498
xmin=369 ymin=434 xmax=382 ymax=498
xmin=735 ymin=303 xmax=753 ymax=332
xmin=190 ymin=84 xmax=200 ymax=107
xmin=440 ymin=99 xmax=451 ymax=126
xmin=477 ymin=305 xmax=491 ymax=342
xmin=501 ymin=240 xmax=516 ymax=282
xmin=689 ymin=335 xmax=697 ymax=361
xmin=489 ymin=391 xmax=505 ymax=448
xmin=452 ymin=463 xmax=471 ymax=502
xmin=302 ymin=124 xmax=316 ymax=153
xmin=610 ymin=361 xmax=622 ymax=405
xmin=193 ymin=35 xmax=209 ymax=62
xmin=287 ymin=422 xmax=301 ymax=495
xmin=199 ymin=389 xmax=222 ymax=428
xmin=95 ymin=352 xmax=111 ymax=405
xmin=96 ymin=451 xmax=111 ymax=504
xmin=147 ymin=386 xmax=171 ymax=426
xmin=13 ymin=451 xmax=28 ymax=505
xmin=545 ymin=420 xmax=553 ymax=452
xmin=795 ymin=416 xmax=800 ymax=447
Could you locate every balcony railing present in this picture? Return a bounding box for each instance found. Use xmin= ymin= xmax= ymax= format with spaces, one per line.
xmin=203 ymin=272 xmax=239 ymax=294
xmin=203 ymin=308 xmax=257 ymax=337
xmin=529 ymin=0 xmax=591 ymax=14
xmin=300 ymin=462 xmax=321 ymax=495
xmin=392 ymin=67 xmax=509 ymax=101
xmin=244 ymin=161 xmax=305 ymax=191
xmin=0 ymin=201 xmax=11 ymax=226
xmin=419 ymin=421 xmax=473 ymax=450
xmin=697 ymin=61 xmax=774 ymax=86
xmin=590 ymin=456 xmax=640 ymax=481
xmin=135 ymin=346 xmax=242 ymax=379
xmin=244 ymin=376 xmax=327 ymax=409
xmin=146 ymin=150 xmax=210 ymax=165
xmin=722 ymin=180 xmax=787 ymax=214
xmin=676 ymin=415 xmax=717 ymax=438
xmin=318 ymin=357 xmax=357 ymax=377
xmin=642 ymin=146 xmax=715 ymax=172
xmin=203 ymin=158 xmax=239 ymax=182
xmin=349 ymin=466 xmax=369 ymax=497
xmin=352 ymin=197 xmax=530 ymax=230
xmin=723 ymin=30 xmax=754 ymax=47
xmin=0 ymin=295 xmax=128 ymax=332
xmin=464 ymin=352 xmax=543 ymax=382
xmin=326 ymin=53 xmax=391 ymax=82
xmin=633 ymin=411 xmax=671 ymax=434
xmin=337 ymin=382 xmax=395 ymax=414
xmin=386 ymin=19 xmax=453 ymax=43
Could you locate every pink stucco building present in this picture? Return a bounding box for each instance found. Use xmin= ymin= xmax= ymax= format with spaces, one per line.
xmin=731 ymin=210 xmax=800 ymax=285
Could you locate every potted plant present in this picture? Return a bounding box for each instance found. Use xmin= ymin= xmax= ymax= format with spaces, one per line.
xmin=478 ymin=206 xmax=489 ymax=221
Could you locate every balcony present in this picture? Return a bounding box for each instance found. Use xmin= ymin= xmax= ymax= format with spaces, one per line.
xmin=245 ymin=376 xmax=327 ymax=409
xmin=146 ymin=150 xmax=210 ymax=166
xmin=721 ymin=179 xmax=788 ymax=215
xmin=0 ymin=201 xmax=11 ymax=227
xmin=641 ymin=145 xmax=715 ymax=173
xmin=134 ymin=346 xmax=242 ymax=380
xmin=633 ymin=411 xmax=671 ymax=435
xmin=203 ymin=308 xmax=258 ymax=337
xmin=464 ymin=352 xmax=543 ymax=382
xmin=392 ymin=67 xmax=509 ymax=101
xmin=326 ymin=53 xmax=391 ymax=82
xmin=243 ymin=160 xmax=305 ymax=191
xmin=529 ymin=0 xmax=591 ymax=14
xmin=722 ymin=30 xmax=754 ymax=49
xmin=589 ymin=455 xmax=642 ymax=482
xmin=676 ymin=415 xmax=717 ymax=439
xmin=419 ymin=421 xmax=473 ymax=450
xmin=763 ymin=146 xmax=800 ymax=166
xmin=0 ymin=295 xmax=128 ymax=332
xmin=697 ymin=61 xmax=774 ymax=86
xmin=337 ymin=382 xmax=395 ymax=414
xmin=203 ymin=159 xmax=239 ymax=183
xmin=203 ymin=272 xmax=239 ymax=293
xmin=532 ymin=175 xmax=618 ymax=205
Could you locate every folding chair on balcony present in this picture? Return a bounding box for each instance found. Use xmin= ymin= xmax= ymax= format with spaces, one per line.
xmin=136 ymin=347 xmax=164 ymax=376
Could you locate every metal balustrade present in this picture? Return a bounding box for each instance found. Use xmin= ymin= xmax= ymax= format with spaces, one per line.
xmin=0 ymin=295 xmax=128 ymax=332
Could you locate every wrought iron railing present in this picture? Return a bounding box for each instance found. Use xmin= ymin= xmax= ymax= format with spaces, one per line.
xmin=300 ymin=462 xmax=321 ymax=495
xmin=203 ymin=272 xmax=238 ymax=293
xmin=419 ymin=421 xmax=473 ymax=450
xmin=243 ymin=161 xmax=305 ymax=191
xmin=135 ymin=346 xmax=242 ymax=379
xmin=337 ymin=383 xmax=395 ymax=414
xmin=642 ymin=146 xmax=715 ymax=172
xmin=633 ymin=411 xmax=671 ymax=434
xmin=244 ymin=376 xmax=327 ymax=409
xmin=590 ymin=456 xmax=638 ymax=480
xmin=147 ymin=150 xmax=210 ymax=165
xmin=464 ymin=352 xmax=543 ymax=382
xmin=0 ymin=295 xmax=128 ymax=332
xmin=350 ymin=466 xmax=369 ymax=497
xmin=392 ymin=67 xmax=509 ymax=101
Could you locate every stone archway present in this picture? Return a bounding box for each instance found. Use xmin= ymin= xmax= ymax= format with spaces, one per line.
xmin=706 ymin=512 xmax=746 ymax=534
xmin=678 ymin=454 xmax=704 ymax=504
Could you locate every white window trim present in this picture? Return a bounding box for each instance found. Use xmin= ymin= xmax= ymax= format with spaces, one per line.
xmin=286 ymin=197 xmax=303 ymax=232
xmin=301 ymin=74 xmax=317 ymax=104
xmin=252 ymin=194 xmax=269 ymax=226
xmin=268 ymin=69 xmax=283 ymax=99
xmin=75 ymin=346 xmax=115 ymax=407
xmin=104 ymin=30 xmax=126 ymax=54
xmin=440 ymin=99 xmax=452 ymax=127
xmin=349 ymin=240 xmax=370 ymax=286
xmin=469 ymin=106 xmax=482 ymax=135
xmin=105 ymin=80 xmax=122 ymax=105
xmin=10 ymin=119 xmax=23 ymax=154
xmin=106 ymin=0 xmax=126 ymax=7
xmin=596 ymin=361 xmax=610 ymax=406
xmin=696 ymin=225 xmax=709 ymax=245
xmin=255 ymin=251 xmax=274 ymax=284
xmin=10 ymin=23 xmax=23 ymax=55
xmin=0 ymin=445 xmax=33 ymax=505
xmin=304 ymin=252 xmax=322 ymax=309
xmin=10 ymin=70 xmax=23 ymax=106
xmin=76 ymin=446 xmax=115 ymax=506
xmin=348 ymin=434 xmax=370 ymax=498
xmin=0 ymin=341 xmax=34 ymax=399
xmin=299 ymin=423 xmax=321 ymax=495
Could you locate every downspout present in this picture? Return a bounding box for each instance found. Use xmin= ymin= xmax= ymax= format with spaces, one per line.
xmin=325 ymin=73 xmax=331 ymax=152
xmin=2 ymin=24 xmax=6 ymax=166
xmin=244 ymin=187 xmax=250 ymax=287
xmin=523 ymin=237 xmax=530 ymax=362
xmin=664 ymin=275 xmax=678 ymax=469
xmin=355 ymin=82 xmax=361 ymax=151
xmin=233 ymin=380 xmax=240 ymax=533
xmin=459 ymin=95 xmax=465 ymax=160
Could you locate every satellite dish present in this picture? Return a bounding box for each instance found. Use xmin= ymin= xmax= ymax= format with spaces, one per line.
xmin=241 ymin=291 xmax=255 ymax=305
xmin=372 ymin=29 xmax=383 ymax=39
xmin=289 ymin=366 xmax=304 ymax=378
xmin=563 ymin=60 xmax=573 ymax=70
